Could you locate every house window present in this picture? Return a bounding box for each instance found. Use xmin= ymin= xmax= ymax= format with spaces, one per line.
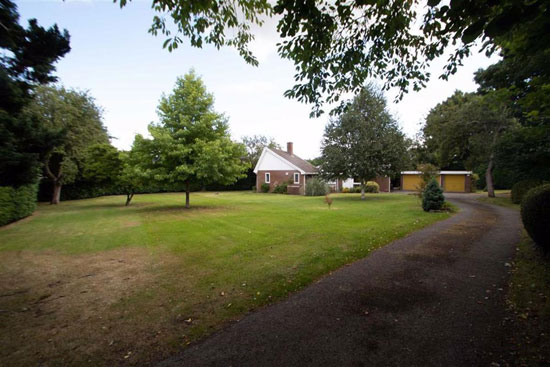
xmin=265 ymin=173 xmax=270 ymax=183
xmin=294 ymin=173 xmax=300 ymax=184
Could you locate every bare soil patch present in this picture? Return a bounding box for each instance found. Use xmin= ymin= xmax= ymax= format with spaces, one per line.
xmin=0 ymin=247 xmax=170 ymax=366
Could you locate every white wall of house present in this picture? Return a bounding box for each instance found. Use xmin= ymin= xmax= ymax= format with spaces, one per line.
xmin=342 ymin=178 xmax=355 ymax=189
xmin=254 ymin=148 xmax=304 ymax=173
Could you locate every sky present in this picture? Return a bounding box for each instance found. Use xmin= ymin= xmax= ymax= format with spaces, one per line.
xmin=17 ymin=0 xmax=499 ymax=160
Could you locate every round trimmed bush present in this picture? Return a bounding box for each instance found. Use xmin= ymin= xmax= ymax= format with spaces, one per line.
xmin=521 ymin=184 xmax=550 ymax=252
xmin=260 ymin=183 xmax=270 ymax=193
xmin=511 ymin=179 xmax=542 ymax=204
xmin=422 ymin=179 xmax=445 ymax=212
xmin=365 ymin=181 xmax=379 ymax=193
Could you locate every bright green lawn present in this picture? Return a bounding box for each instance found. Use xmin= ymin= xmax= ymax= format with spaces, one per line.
xmin=0 ymin=191 xmax=451 ymax=366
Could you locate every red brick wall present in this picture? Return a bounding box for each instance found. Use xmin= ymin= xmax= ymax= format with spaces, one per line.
xmin=256 ymin=170 xmax=303 ymax=194
xmin=373 ymin=176 xmax=390 ymax=192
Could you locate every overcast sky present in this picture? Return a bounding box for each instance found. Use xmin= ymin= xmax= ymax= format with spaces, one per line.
xmin=17 ymin=0 xmax=499 ymax=160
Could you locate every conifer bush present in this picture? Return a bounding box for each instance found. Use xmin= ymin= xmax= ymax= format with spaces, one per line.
xmin=422 ymin=179 xmax=445 ymax=212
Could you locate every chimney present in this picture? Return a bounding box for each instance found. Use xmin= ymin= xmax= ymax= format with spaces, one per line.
xmin=287 ymin=142 xmax=293 ymax=155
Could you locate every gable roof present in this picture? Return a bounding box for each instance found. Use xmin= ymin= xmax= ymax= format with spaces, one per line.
xmin=270 ymin=148 xmax=319 ymax=174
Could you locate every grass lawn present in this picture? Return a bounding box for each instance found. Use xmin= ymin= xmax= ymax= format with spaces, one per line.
xmin=477 ymin=190 xmax=519 ymax=210
xmin=507 ymin=235 xmax=550 ymax=365
xmin=0 ymin=191 xmax=451 ymax=366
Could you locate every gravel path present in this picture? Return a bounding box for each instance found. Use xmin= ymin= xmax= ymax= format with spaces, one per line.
xmin=158 ymin=194 xmax=522 ymax=367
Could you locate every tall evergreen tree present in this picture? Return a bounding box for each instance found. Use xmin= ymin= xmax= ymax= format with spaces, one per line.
xmin=0 ymin=0 xmax=70 ymax=187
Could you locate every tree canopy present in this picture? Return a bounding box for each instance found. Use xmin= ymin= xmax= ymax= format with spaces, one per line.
xmin=320 ymin=84 xmax=408 ymax=199
xmin=0 ymin=0 xmax=70 ymax=187
xmin=24 ymin=86 xmax=109 ymax=203
xmin=132 ymin=71 xmax=248 ymax=208
xmin=117 ymin=0 xmax=549 ymax=116
xmin=422 ymin=90 xmax=517 ymax=196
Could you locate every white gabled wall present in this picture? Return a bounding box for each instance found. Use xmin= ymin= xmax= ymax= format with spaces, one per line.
xmin=254 ymin=148 xmax=304 ymax=173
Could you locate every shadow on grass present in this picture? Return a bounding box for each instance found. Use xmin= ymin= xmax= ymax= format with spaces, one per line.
xmin=135 ymin=204 xmax=230 ymax=215
xmin=331 ymin=194 xmax=396 ymax=203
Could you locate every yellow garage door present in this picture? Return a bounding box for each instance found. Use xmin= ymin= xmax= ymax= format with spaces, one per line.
xmin=444 ymin=175 xmax=465 ymax=192
xmin=403 ymin=175 xmax=423 ymax=191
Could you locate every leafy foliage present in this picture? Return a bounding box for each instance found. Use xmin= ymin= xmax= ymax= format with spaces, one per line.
xmin=364 ymin=181 xmax=379 ymax=194
xmin=82 ymin=144 xmax=123 ymax=185
xmin=494 ymin=126 xmax=550 ymax=184
xmin=511 ymin=179 xmax=543 ymax=205
xmin=123 ymin=0 xmax=549 ymax=116
xmin=260 ymin=183 xmax=270 ymax=193
xmin=305 ymin=177 xmax=328 ymax=196
xmin=273 ymin=182 xmax=288 ymax=194
xmin=320 ymin=84 xmax=408 ymax=200
xmin=24 ymin=86 xmax=109 ymax=203
xmin=132 ymin=71 xmax=248 ymax=207
xmin=0 ymin=0 xmax=70 ymax=187
xmin=423 ymin=91 xmax=517 ymax=196
xmin=241 ymin=135 xmax=280 ymax=168
xmin=0 ymin=183 xmax=38 ymax=226
xmin=521 ymin=184 xmax=550 ymax=252
xmin=422 ymin=179 xmax=445 ymax=212
xmin=117 ymin=0 xmax=271 ymax=65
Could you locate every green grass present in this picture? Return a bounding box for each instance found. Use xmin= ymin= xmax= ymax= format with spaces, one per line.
xmin=477 ymin=190 xmax=519 ymax=210
xmin=0 ymin=191 xmax=451 ymax=366
xmin=508 ymin=234 xmax=550 ymax=365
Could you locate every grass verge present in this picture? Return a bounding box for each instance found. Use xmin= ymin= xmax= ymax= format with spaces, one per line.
xmin=507 ymin=235 xmax=550 ymax=365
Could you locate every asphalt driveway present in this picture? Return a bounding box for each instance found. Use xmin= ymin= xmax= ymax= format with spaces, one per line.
xmin=159 ymin=194 xmax=522 ymax=367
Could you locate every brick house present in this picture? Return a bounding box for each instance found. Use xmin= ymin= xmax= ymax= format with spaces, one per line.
xmin=254 ymin=142 xmax=319 ymax=195
xmin=254 ymin=142 xmax=391 ymax=194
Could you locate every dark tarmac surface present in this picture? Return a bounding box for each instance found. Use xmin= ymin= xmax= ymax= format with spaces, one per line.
xmin=159 ymin=194 xmax=522 ymax=367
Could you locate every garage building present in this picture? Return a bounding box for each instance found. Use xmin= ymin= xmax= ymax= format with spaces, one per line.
xmin=400 ymin=171 xmax=473 ymax=193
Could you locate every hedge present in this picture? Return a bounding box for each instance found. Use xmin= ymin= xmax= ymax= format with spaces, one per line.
xmin=521 ymin=184 xmax=550 ymax=252
xmin=511 ymin=179 xmax=543 ymax=204
xmin=0 ymin=183 xmax=38 ymax=226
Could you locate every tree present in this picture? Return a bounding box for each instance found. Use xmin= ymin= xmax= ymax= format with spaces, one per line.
xmin=82 ymin=143 xmax=123 ymax=185
xmin=494 ymin=125 xmax=550 ymax=184
xmin=24 ymin=86 xmax=109 ymax=204
xmin=118 ymin=0 xmax=549 ymax=116
xmin=0 ymin=0 xmax=70 ymax=187
xmin=241 ymin=135 xmax=280 ymax=168
xmin=320 ymin=84 xmax=408 ymax=200
xmin=133 ymin=71 xmax=248 ymax=208
xmin=422 ymin=91 xmax=517 ymax=197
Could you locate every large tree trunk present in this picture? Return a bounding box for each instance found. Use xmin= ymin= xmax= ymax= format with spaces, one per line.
xmin=486 ymin=154 xmax=495 ymax=198
xmin=185 ymin=181 xmax=190 ymax=208
xmin=51 ymin=182 xmax=62 ymax=205
xmin=360 ymin=180 xmax=366 ymax=200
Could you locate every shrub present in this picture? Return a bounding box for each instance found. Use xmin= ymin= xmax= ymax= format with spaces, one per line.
xmin=512 ymin=179 xmax=543 ymax=204
xmin=0 ymin=183 xmax=38 ymax=226
xmin=273 ymin=182 xmax=288 ymax=194
xmin=251 ymin=186 xmax=256 ymax=192
xmin=354 ymin=186 xmax=362 ymax=193
xmin=341 ymin=187 xmax=351 ymax=193
xmin=365 ymin=181 xmax=379 ymax=193
xmin=422 ymin=179 xmax=445 ymax=212
xmin=260 ymin=183 xmax=270 ymax=193
xmin=470 ymin=173 xmax=479 ymax=192
xmin=521 ymin=184 xmax=550 ymax=252
xmin=306 ymin=177 xmax=329 ymax=196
